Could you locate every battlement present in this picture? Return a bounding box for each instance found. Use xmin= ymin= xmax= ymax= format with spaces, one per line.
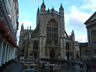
xmin=45 ymin=9 xmax=60 ymax=15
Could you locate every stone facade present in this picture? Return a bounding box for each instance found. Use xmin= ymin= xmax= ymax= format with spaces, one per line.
xmin=0 ymin=0 xmax=18 ymax=67
xmin=85 ymin=12 xmax=96 ymax=56
xmin=80 ymin=12 xmax=96 ymax=59
xmin=19 ymin=2 xmax=80 ymax=60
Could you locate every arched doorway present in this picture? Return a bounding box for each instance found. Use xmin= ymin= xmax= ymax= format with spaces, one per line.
xmin=34 ymin=51 xmax=37 ymax=59
xmin=33 ymin=40 xmax=39 ymax=49
xmin=50 ymin=49 xmax=55 ymax=59
xmin=32 ymin=40 xmax=39 ymax=59
xmin=31 ymin=51 xmax=37 ymax=59
xmin=66 ymin=42 xmax=70 ymax=57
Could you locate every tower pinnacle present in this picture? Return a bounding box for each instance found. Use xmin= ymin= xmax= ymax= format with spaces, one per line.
xmin=41 ymin=0 xmax=45 ymax=7
xmin=41 ymin=0 xmax=46 ymax=14
xmin=60 ymin=4 xmax=63 ymax=10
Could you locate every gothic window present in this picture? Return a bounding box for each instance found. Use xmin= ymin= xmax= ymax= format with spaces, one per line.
xmin=46 ymin=19 xmax=58 ymax=44
xmin=33 ymin=41 xmax=39 ymax=49
xmin=66 ymin=42 xmax=70 ymax=50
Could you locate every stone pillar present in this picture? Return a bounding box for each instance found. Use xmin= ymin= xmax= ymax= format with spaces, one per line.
xmin=28 ymin=41 xmax=33 ymax=58
xmin=39 ymin=37 xmax=43 ymax=58
xmin=2 ymin=41 xmax=6 ymax=64
xmin=9 ymin=46 xmax=11 ymax=61
xmin=7 ymin=46 xmax=9 ymax=62
xmin=5 ymin=45 xmax=8 ymax=63
xmin=4 ymin=42 xmax=8 ymax=64
xmin=0 ymin=39 xmax=4 ymax=66
xmin=13 ymin=48 xmax=16 ymax=60
xmin=8 ymin=46 xmax=10 ymax=61
xmin=11 ymin=48 xmax=13 ymax=60
xmin=42 ymin=37 xmax=45 ymax=57
xmin=60 ymin=38 xmax=64 ymax=59
xmin=11 ymin=47 xmax=14 ymax=59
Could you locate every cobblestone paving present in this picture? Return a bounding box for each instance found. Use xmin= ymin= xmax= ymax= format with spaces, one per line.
xmin=3 ymin=61 xmax=24 ymax=72
xmin=1 ymin=61 xmax=86 ymax=72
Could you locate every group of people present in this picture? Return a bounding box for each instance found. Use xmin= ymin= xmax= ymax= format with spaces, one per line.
xmin=39 ymin=63 xmax=59 ymax=72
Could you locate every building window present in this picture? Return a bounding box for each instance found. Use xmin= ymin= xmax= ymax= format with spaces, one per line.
xmin=66 ymin=42 xmax=70 ymax=50
xmin=46 ymin=19 xmax=58 ymax=44
xmin=33 ymin=41 xmax=39 ymax=49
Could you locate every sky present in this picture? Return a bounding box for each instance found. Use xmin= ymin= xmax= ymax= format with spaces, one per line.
xmin=17 ymin=0 xmax=96 ymax=43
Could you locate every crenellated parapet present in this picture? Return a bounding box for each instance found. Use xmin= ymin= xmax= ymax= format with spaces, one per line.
xmin=37 ymin=1 xmax=64 ymax=16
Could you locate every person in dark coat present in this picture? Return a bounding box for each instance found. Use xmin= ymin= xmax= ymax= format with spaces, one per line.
xmin=50 ymin=66 xmax=53 ymax=72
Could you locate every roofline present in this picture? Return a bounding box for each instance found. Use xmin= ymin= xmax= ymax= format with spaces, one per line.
xmin=84 ymin=12 xmax=96 ymax=24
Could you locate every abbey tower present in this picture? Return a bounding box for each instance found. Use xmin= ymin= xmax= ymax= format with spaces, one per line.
xmin=19 ymin=1 xmax=80 ymax=60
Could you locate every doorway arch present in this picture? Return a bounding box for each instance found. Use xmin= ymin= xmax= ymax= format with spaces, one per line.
xmin=50 ymin=49 xmax=55 ymax=59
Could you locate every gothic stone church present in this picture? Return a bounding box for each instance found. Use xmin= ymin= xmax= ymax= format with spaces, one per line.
xmin=19 ymin=2 xmax=80 ymax=60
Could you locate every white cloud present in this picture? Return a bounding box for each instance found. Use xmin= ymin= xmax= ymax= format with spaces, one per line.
xmin=19 ymin=20 xmax=36 ymax=30
xmin=81 ymin=0 xmax=96 ymax=12
xmin=76 ymin=34 xmax=88 ymax=42
xmin=17 ymin=20 xmax=36 ymax=38
xmin=65 ymin=6 xmax=91 ymax=42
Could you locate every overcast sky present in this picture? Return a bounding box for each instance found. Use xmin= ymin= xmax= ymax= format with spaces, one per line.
xmin=17 ymin=0 xmax=96 ymax=43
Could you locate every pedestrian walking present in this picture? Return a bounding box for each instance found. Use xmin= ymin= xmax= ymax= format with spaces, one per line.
xmin=86 ymin=64 xmax=90 ymax=72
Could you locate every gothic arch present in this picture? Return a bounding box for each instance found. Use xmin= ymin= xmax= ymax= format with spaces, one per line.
xmin=46 ymin=19 xmax=58 ymax=44
xmin=33 ymin=40 xmax=39 ymax=49
xmin=66 ymin=42 xmax=70 ymax=50
xmin=50 ymin=49 xmax=55 ymax=59
xmin=46 ymin=16 xmax=59 ymax=25
xmin=66 ymin=42 xmax=70 ymax=57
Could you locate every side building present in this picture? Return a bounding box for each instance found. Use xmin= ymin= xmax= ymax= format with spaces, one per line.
xmin=0 ymin=0 xmax=18 ymax=67
xmin=19 ymin=2 xmax=80 ymax=60
xmin=80 ymin=12 xmax=96 ymax=59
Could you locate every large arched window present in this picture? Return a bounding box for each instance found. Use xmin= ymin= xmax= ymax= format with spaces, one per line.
xmin=46 ymin=19 xmax=58 ymax=44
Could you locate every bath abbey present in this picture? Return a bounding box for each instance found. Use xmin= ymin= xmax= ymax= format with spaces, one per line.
xmin=19 ymin=2 xmax=80 ymax=60
xmin=1 ymin=0 xmax=96 ymax=71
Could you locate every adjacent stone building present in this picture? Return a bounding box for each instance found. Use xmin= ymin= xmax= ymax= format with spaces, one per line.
xmin=0 ymin=0 xmax=18 ymax=67
xmin=19 ymin=2 xmax=80 ymax=60
xmin=80 ymin=12 xmax=96 ymax=59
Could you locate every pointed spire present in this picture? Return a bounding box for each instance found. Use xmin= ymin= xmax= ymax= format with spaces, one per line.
xmin=59 ymin=4 xmax=64 ymax=11
xmin=41 ymin=0 xmax=46 ymax=14
xmin=41 ymin=0 xmax=45 ymax=8
xmin=30 ymin=26 xmax=31 ymax=30
xmin=72 ymin=30 xmax=74 ymax=35
xmin=38 ymin=7 xmax=39 ymax=11
xmin=71 ymin=30 xmax=75 ymax=41
xmin=37 ymin=7 xmax=39 ymax=14
xmin=59 ymin=3 xmax=64 ymax=14
xmin=52 ymin=7 xmax=54 ymax=10
xmin=48 ymin=8 xmax=50 ymax=13
xmin=52 ymin=7 xmax=54 ymax=13
xmin=60 ymin=4 xmax=63 ymax=8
